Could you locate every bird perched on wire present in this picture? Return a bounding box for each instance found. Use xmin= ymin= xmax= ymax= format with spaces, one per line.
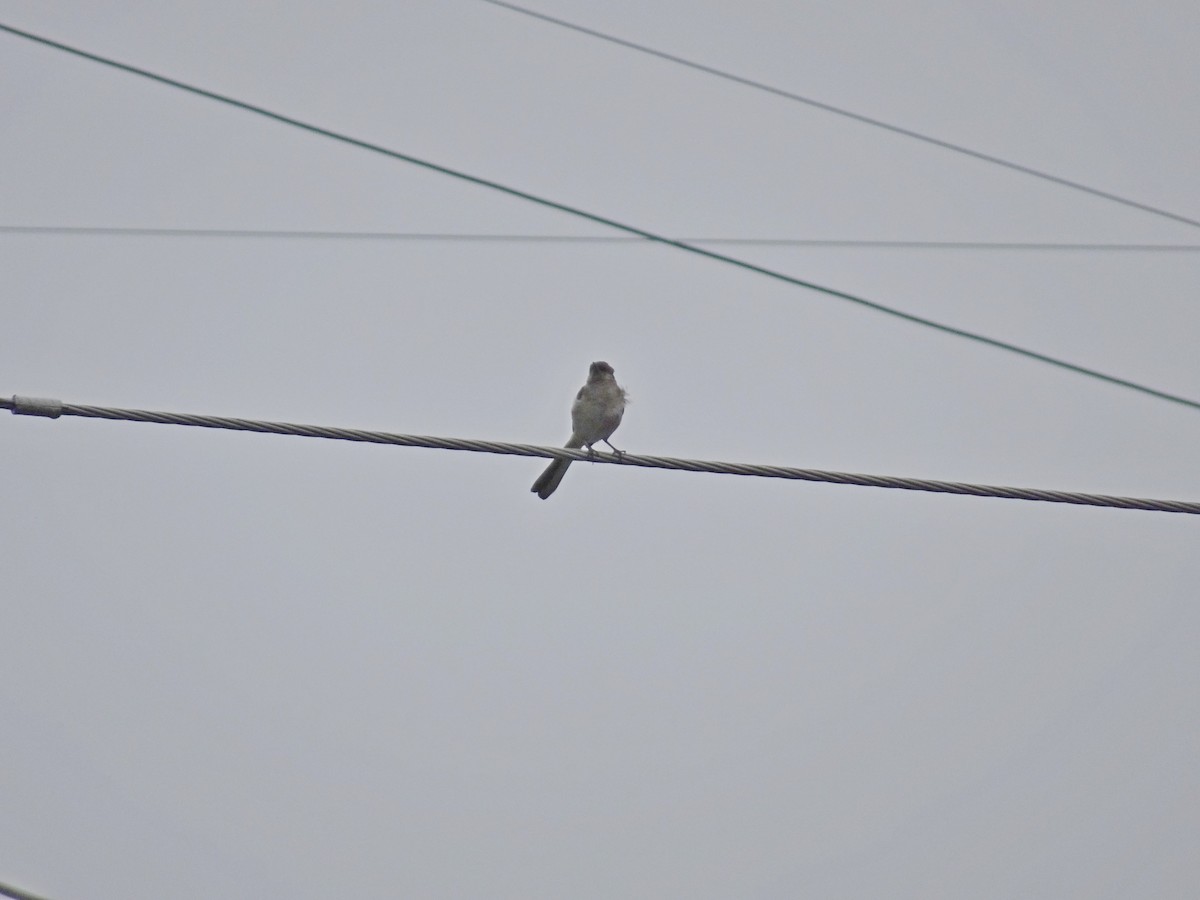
xmin=531 ymin=360 xmax=628 ymax=499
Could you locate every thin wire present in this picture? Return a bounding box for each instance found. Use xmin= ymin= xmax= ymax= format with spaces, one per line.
xmin=4 ymin=225 xmax=1200 ymax=251
xmin=478 ymin=0 xmax=1200 ymax=231
xmin=3 ymin=22 xmax=1198 ymax=412
xmin=4 ymin=395 xmax=1198 ymax=515
xmin=0 ymin=881 xmax=53 ymax=900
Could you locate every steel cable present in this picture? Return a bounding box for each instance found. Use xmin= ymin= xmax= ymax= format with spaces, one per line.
xmin=5 ymin=395 xmax=1198 ymax=515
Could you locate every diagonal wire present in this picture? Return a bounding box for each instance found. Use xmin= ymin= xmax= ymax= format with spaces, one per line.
xmin=2 ymin=22 xmax=1198 ymax=412
xmin=0 ymin=881 xmax=53 ymax=900
xmin=5 ymin=394 xmax=1200 ymax=515
xmin=3 ymin=225 xmax=1200 ymax=252
xmin=478 ymin=0 xmax=1200 ymax=231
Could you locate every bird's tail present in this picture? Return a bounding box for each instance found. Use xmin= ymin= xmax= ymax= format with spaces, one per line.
xmin=531 ymin=458 xmax=571 ymax=499
xmin=531 ymin=437 xmax=582 ymax=499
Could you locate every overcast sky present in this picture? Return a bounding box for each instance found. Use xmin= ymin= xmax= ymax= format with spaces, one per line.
xmin=2 ymin=2 xmax=1198 ymax=898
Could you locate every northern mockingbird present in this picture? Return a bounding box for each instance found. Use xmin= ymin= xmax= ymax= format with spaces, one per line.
xmin=531 ymin=360 xmax=627 ymax=499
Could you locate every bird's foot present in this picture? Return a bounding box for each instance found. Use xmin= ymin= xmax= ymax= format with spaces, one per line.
xmin=603 ymin=440 xmax=626 ymax=461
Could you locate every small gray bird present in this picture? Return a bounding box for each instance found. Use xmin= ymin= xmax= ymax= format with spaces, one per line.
xmin=531 ymin=361 xmax=628 ymax=499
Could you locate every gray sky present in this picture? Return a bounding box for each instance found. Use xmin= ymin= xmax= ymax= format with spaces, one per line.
xmin=2 ymin=2 xmax=1198 ymax=898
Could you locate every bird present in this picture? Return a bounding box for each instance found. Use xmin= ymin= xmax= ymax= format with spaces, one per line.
xmin=531 ymin=361 xmax=628 ymax=499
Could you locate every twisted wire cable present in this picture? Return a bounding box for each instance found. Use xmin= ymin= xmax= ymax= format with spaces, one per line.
xmin=5 ymin=395 xmax=1198 ymax=515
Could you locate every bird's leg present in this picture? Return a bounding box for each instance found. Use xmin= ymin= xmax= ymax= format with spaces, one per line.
xmin=602 ymin=439 xmax=625 ymax=460
xmin=585 ymin=443 xmax=598 ymax=460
